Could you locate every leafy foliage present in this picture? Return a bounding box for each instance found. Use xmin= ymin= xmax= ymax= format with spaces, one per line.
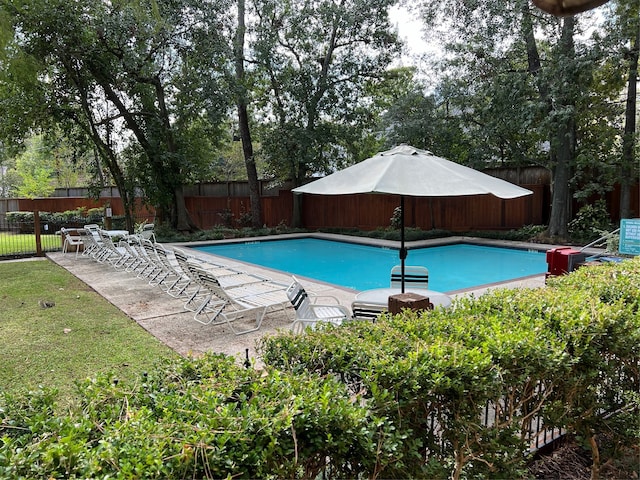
xmin=0 ymin=258 xmax=638 ymax=478
xmin=251 ymin=0 xmax=401 ymax=184
xmin=0 ymin=354 xmax=384 ymax=479
xmin=261 ymin=257 xmax=640 ymax=478
xmin=567 ymin=200 xmax=615 ymax=243
xmin=6 ymin=208 xmax=104 ymax=232
xmin=0 ymin=0 xmax=233 ymax=230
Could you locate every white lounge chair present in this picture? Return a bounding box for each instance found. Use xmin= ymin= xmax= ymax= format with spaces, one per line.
xmin=96 ymin=229 xmax=131 ymax=267
xmin=172 ymin=249 xmax=278 ymax=312
xmin=286 ymin=276 xmax=351 ymax=331
xmin=121 ymin=236 xmax=163 ymax=279
xmin=139 ymin=223 xmax=156 ymax=242
xmin=192 ymin=267 xmax=289 ymax=335
xmin=77 ymin=228 xmax=106 ymax=261
xmin=181 ymin=253 xmax=273 ymax=289
xmin=152 ymin=244 xmax=198 ymax=298
xmin=172 ymin=249 xmax=218 ymax=312
xmin=138 ymin=238 xmax=180 ymax=287
xmin=117 ymin=237 xmax=152 ymax=274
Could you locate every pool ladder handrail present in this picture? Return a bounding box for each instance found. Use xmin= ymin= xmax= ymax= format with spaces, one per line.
xmin=579 ymin=228 xmax=620 ymax=252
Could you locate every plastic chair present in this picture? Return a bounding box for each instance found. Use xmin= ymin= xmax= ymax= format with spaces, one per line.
xmin=286 ymin=276 xmax=351 ymax=331
xmin=390 ymin=265 xmax=429 ymax=289
xmin=138 ymin=223 xmax=156 ymax=242
xmin=60 ymin=227 xmax=84 ymax=258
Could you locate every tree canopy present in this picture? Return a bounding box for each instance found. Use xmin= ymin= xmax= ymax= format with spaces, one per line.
xmin=0 ymin=0 xmax=637 ymax=235
xmin=394 ymin=0 xmax=638 ymax=237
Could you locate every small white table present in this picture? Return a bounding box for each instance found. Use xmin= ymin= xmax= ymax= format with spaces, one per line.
xmin=104 ymin=230 xmax=130 ymax=238
xmin=354 ymin=288 xmax=452 ymax=308
xmin=352 ymin=288 xmax=452 ymax=320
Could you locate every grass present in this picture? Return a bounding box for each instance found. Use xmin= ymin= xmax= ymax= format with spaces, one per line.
xmin=0 ymin=232 xmax=61 ymax=255
xmin=0 ymin=259 xmax=178 ymax=403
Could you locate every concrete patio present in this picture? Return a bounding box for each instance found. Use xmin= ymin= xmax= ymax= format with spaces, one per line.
xmin=46 ymin=235 xmax=556 ymax=366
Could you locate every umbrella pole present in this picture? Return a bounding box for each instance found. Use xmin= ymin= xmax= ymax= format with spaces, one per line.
xmin=400 ymin=196 xmax=406 ymax=293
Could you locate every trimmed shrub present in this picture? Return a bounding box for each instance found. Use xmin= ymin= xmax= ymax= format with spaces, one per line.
xmin=261 ymin=257 xmax=640 ymax=479
xmin=0 ymin=354 xmax=386 ymax=479
xmin=1 ymin=259 xmax=638 ymax=479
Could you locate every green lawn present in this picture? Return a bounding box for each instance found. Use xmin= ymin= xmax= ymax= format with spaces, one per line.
xmin=0 ymin=232 xmax=61 ymax=256
xmin=0 ymin=259 xmax=178 ymax=403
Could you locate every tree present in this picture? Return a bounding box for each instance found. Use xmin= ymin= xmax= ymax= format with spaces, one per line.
xmin=539 ymin=14 xmax=580 ymax=238
xmin=11 ymin=135 xmax=55 ymax=198
xmin=0 ymin=0 xmax=136 ymax=229
xmin=416 ymin=0 xmax=613 ymax=238
xmin=378 ymin=68 xmax=473 ymax=163
xmin=610 ymin=0 xmax=639 ymax=219
xmin=0 ymin=0 xmax=232 ymax=231
xmin=250 ymin=0 xmax=402 ymax=185
xmin=0 ymin=141 xmax=19 ymax=197
xmin=234 ymin=0 xmax=262 ymax=228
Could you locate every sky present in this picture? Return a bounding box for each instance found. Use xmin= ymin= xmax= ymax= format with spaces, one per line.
xmin=388 ymin=5 xmax=430 ymax=58
xmin=388 ymin=5 xmax=443 ymax=86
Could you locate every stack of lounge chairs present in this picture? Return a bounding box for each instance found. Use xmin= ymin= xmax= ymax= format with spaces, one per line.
xmin=73 ymin=226 xmax=291 ymax=335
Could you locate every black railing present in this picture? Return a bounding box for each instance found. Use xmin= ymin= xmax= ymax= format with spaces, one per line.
xmin=0 ymin=216 xmax=62 ymax=259
xmin=0 ymin=211 xmax=154 ymax=260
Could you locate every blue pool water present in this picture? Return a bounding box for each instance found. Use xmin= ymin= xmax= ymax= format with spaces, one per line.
xmin=192 ymin=238 xmax=547 ymax=292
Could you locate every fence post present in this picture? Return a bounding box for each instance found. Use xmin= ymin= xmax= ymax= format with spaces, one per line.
xmin=34 ymin=210 xmax=43 ymax=256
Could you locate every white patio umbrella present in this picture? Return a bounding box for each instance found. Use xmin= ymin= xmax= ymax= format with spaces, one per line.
xmin=292 ymin=144 xmax=533 ymax=292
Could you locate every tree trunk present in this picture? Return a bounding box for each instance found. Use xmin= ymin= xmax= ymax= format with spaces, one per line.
xmin=154 ymin=77 xmax=197 ymax=232
xmin=548 ymin=148 xmax=573 ymax=238
xmin=61 ymin=55 xmax=136 ymax=233
xmin=619 ymin=17 xmax=639 ymax=220
xmin=588 ymin=434 xmax=601 ymax=480
xmin=547 ymin=17 xmax=577 ymax=238
xmin=522 ymin=6 xmax=578 ymax=238
xmin=173 ymin=184 xmax=191 ymax=232
xmin=235 ymin=0 xmax=262 ymax=228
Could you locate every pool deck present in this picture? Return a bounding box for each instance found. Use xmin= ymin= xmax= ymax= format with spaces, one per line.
xmin=46 ymin=234 xmax=603 ymax=366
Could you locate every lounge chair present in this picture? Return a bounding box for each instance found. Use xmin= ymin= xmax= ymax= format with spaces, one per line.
xmin=286 ymin=276 xmax=351 ymax=331
xmin=119 ymin=236 xmax=163 ymax=279
xmin=137 ymin=238 xmax=181 ymax=287
xmin=152 ymin=244 xmax=198 ymax=298
xmin=77 ymin=228 xmax=107 ymax=261
xmin=192 ymin=267 xmax=289 ymax=334
xmin=96 ymin=229 xmax=132 ymax=268
xmin=186 ymin=255 xmax=274 ymax=289
xmin=172 ymin=249 xmax=279 ymax=312
xmin=83 ymin=224 xmax=102 ymax=241
xmin=172 ymin=249 xmax=218 ymax=312
xmin=139 ymin=223 xmax=156 ymax=242
xmin=390 ymin=265 xmax=429 ymax=289
xmin=117 ymin=236 xmax=152 ymax=274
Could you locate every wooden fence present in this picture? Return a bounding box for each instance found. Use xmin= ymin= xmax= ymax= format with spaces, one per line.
xmin=1 ymin=171 xmax=638 ymax=232
xmin=297 ymin=184 xmax=547 ymax=231
xmin=0 ymin=187 xmax=545 ymax=232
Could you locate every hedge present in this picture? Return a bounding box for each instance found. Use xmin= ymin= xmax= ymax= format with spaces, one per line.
xmin=5 ymin=209 xmax=104 ymax=233
xmin=1 ymin=258 xmax=638 ymax=479
xmin=260 ymin=257 xmax=640 ymax=479
xmin=0 ymin=355 xmax=395 ymax=479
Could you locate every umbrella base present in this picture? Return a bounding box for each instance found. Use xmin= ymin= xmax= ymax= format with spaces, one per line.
xmin=388 ymin=293 xmax=434 ymax=315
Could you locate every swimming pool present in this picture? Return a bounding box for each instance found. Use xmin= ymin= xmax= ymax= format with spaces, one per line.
xmin=191 ymin=238 xmax=548 ymax=292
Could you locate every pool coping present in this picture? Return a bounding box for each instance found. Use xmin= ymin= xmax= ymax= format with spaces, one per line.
xmin=173 ymin=231 xmax=604 ymax=254
xmin=172 ymin=233 xmax=605 ymax=297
